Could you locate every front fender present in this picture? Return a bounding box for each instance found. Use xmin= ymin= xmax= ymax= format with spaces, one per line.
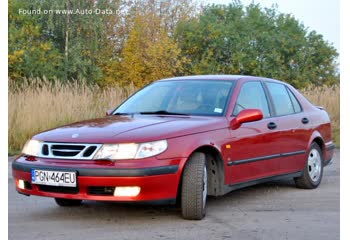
xmin=157 ymin=128 xmax=229 ymax=160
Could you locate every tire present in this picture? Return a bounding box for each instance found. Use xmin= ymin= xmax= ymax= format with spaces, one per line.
xmin=295 ymin=143 xmax=324 ymax=189
xmin=54 ymin=198 xmax=82 ymax=207
xmin=181 ymin=152 xmax=207 ymax=220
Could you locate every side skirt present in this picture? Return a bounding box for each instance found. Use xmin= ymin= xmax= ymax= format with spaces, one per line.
xmin=222 ymin=171 xmax=303 ymax=195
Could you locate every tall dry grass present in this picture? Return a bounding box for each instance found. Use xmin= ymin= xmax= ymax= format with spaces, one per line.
xmin=301 ymin=85 xmax=340 ymax=146
xmin=8 ymin=78 xmax=136 ymax=154
xmin=8 ymin=79 xmax=340 ymax=153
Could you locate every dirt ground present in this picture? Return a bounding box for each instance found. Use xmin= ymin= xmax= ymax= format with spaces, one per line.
xmin=8 ymin=150 xmax=340 ymax=240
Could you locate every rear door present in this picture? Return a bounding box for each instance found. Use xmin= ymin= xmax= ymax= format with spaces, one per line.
xmin=263 ymin=81 xmax=309 ymax=173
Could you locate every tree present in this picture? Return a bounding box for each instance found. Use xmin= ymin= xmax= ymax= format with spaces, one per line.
xmin=175 ymin=1 xmax=339 ymax=87
xmin=11 ymin=0 xmax=336 ymax=88
xmin=9 ymin=0 xmax=123 ymax=83
xmin=8 ymin=0 xmax=63 ymax=82
xmin=38 ymin=0 xmax=109 ymax=82
xmin=9 ymin=0 xmax=199 ymax=86
xmin=118 ymin=13 xmax=187 ymax=87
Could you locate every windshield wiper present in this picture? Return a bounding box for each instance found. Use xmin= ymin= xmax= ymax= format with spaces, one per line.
xmin=113 ymin=112 xmax=137 ymax=115
xmin=140 ymin=110 xmax=188 ymax=116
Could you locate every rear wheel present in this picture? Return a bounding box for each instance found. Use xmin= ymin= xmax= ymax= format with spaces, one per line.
xmin=181 ymin=152 xmax=207 ymax=220
xmin=54 ymin=198 xmax=82 ymax=207
xmin=295 ymin=143 xmax=323 ymax=189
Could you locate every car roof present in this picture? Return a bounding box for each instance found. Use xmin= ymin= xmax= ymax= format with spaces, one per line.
xmin=159 ymin=75 xmax=245 ymax=81
xmin=158 ymin=75 xmax=284 ymax=84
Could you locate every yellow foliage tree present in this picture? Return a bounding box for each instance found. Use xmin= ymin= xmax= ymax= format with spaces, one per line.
xmin=118 ymin=13 xmax=187 ymax=87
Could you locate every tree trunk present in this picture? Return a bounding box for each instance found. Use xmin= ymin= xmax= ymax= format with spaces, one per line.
xmin=64 ymin=0 xmax=70 ymax=80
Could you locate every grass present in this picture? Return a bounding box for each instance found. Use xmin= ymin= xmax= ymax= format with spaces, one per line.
xmin=8 ymin=79 xmax=340 ymax=154
xmin=8 ymin=78 xmax=136 ymax=154
xmin=301 ymin=85 xmax=340 ymax=147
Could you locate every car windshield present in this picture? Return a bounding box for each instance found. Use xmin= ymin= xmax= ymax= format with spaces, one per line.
xmin=114 ymin=80 xmax=235 ymax=116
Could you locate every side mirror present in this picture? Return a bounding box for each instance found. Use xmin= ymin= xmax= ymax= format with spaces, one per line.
xmin=230 ymin=109 xmax=263 ymax=130
xmin=106 ymin=109 xmax=114 ymax=116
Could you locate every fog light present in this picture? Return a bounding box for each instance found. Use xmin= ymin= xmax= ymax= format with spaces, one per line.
xmin=17 ymin=179 xmax=25 ymax=190
xmin=114 ymin=186 xmax=141 ymax=197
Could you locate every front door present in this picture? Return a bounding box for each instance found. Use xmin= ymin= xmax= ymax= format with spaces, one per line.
xmin=226 ymin=80 xmax=283 ymax=184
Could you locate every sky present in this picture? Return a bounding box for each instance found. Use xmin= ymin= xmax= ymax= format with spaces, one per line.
xmin=206 ymin=0 xmax=340 ymax=54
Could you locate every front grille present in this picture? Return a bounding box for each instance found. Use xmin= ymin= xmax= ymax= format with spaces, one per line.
xmin=83 ymin=146 xmax=98 ymax=157
xmin=42 ymin=144 xmax=49 ymax=155
xmin=38 ymin=142 xmax=102 ymax=160
xmin=37 ymin=185 xmax=79 ymax=194
xmin=88 ymin=186 xmax=115 ymax=196
xmin=51 ymin=144 xmax=85 ymax=157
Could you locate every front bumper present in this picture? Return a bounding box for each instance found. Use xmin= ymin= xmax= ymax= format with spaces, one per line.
xmin=12 ymin=156 xmax=185 ymax=202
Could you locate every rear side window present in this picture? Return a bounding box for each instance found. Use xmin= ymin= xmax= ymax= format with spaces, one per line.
xmin=287 ymin=87 xmax=302 ymax=113
xmin=233 ymin=81 xmax=270 ymax=118
xmin=265 ymin=82 xmax=295 ymax=116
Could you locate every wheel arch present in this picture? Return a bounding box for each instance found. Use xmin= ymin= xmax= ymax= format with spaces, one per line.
xmin=295 ymin=133 xmax=325 ymax=189
xmin=179 ymin=145 xmax=226 ymax=197
xmin=312 ymin=137 xmax=325 ymax=153
xmin=308 ymin=131 xmax=326 ymax=160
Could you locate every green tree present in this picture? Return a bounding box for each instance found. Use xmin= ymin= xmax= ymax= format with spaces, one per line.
xmin=8 ymin=0 xmax=63 ymax=81
xmin=38 ymin=0 xmax=112 ymax=82
xmin=9 ymin=0 xmax=123 ymax=83
xmin=176 ymin=1 xmax=339 ymax=87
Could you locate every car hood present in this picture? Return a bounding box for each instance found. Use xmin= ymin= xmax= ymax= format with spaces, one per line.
xmin=33 ymin=115 xmax=228 ymax=143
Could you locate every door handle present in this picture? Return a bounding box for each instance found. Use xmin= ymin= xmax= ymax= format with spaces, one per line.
xmin=301 ymin=117 xmax=309 ymax=124
xmin=267 ymin=122 xmax=277 ymax=130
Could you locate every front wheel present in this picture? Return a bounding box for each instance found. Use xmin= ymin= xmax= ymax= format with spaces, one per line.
xmin=295 ymin=143 xmax=324 ymax=189
xmin=54 ymin=198 xmax=82 ymax=207
xmin=181 ymin=152 xmax=207 ymax=220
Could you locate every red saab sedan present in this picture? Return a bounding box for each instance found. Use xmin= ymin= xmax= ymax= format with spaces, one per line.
xmin=12 ymin=75 xmax=334 ymax=220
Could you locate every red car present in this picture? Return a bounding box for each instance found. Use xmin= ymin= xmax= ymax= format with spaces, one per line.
xmin=12 ymin=75 xmax=334 ymax=220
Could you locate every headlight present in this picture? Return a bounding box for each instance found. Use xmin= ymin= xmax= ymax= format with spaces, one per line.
xmin=93 ymin=143 xmax=139 ymax=160
xmin=93 ymin=140 xmax=168 ymax=160
xmin=136 ymin=140 xmax=168 ymax=159
xmin=22 ymin=139 xmax=42 ymax=156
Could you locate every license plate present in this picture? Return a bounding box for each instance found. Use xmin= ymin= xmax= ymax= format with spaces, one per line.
xmin=31 ymin=169 xmax=77 ymax=187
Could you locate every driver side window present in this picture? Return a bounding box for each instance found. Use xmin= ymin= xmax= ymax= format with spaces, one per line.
xmin=233 ymin=81 xmax=271 ymax=118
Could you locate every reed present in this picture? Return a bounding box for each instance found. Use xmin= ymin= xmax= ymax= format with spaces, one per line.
xmin=301 ymin=85 xmax=340 ymax=146
xmin=8 ymin=78 xmax=136 ymax=154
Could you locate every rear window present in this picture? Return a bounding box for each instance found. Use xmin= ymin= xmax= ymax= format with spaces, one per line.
xmin=265 ymin=82 xmax=295 ymax=116
xmin=287 ymin=87 xmax=302 ymax=113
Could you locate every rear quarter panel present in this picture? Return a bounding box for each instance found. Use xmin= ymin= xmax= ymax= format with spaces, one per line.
xmin=307 ymin=107 xmax=333 ymax=161
xmin=289 ymin=84 xmax=333 ymax=161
